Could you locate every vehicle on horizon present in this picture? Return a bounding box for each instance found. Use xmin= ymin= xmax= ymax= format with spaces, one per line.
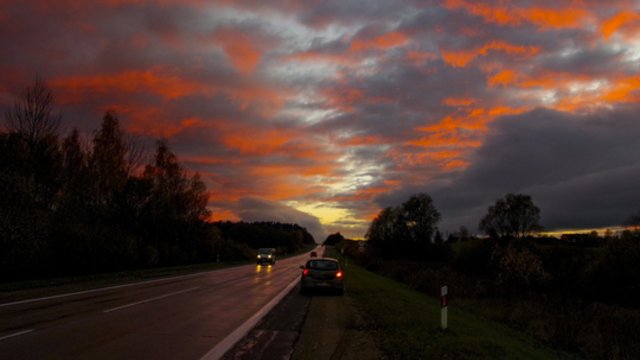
xmin=300 ymin=257 xmax=344 ymax=295
xmin=256 ymin=248 xmax=276 ymax=265
xmin=310 ymin=251 xmax=317 ymax=257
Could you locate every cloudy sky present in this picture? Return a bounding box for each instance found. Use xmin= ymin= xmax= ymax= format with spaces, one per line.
xmin=2 ymin=0 xmax=640 ymax=240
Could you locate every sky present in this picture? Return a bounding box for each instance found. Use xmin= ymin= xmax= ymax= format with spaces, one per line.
xmin=1 ymin=0 xmax=640 ymax=241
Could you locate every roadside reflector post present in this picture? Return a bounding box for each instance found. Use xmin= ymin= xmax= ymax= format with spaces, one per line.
xmin=440 ymin=285 xmax=448 ymax=330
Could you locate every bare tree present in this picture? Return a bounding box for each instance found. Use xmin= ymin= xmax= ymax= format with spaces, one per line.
xmin=5 ymin=75 xmax=61 ymax=142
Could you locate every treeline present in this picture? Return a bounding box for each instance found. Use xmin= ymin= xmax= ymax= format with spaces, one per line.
xmin=215 ymin=221 xmax=315 ymax=254
xmin=343 ymin=192 xmax=640 ymax=358
xmin=0 ymin=77 xmax=313 ymax=282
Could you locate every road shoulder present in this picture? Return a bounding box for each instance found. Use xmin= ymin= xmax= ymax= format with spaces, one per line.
xmin=223 ymin=283 xmax=382 ymax=360
xmin=292 ymin=293 xmax=383 ymax=360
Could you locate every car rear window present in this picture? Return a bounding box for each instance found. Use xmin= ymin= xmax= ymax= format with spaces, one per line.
xmin=307 ymin=260 xmax=338 ymax=270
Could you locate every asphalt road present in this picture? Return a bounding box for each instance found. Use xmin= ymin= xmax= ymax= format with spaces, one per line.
xmin=0 ymin=251 xmax=315 ymax=360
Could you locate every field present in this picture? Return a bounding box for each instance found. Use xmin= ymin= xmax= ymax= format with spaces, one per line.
xmin=293 ymin=248 xmax=569 ymax=359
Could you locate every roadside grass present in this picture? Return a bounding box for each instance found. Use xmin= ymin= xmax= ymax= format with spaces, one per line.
xmin=335 ymin=252 xmax=571 ymax=359
xmin=0 ymin=244 xmax=316 ymax=300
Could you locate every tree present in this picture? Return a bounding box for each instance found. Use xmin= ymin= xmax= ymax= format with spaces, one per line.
xmin=401 ymin=193 xmax=441 ymax=243
xmin=365 ymin=206 xmax=406 ymax=246
xmin=479 ymin=193 xmax=541 ymax=239
xmin=324 ymin=232 xmax=345 ymax=246
xmin=5 ymin=75 xmax=61 ymax=144
xmin=627 ymin=211 xmax=640 ymax=232
xmin=365 ymin=193 xmax=441 ymax=260
xmin=141 ymin=140 xmax=210 ymax=264
xmin=89 ymin=110 xmax=129 ymax=209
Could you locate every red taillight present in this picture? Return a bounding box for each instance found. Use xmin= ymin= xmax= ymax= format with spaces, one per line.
xmin=336 ymin=271 xmax=343 ymax=278
xmin=303 ymin=269 xmax=309 ymax=276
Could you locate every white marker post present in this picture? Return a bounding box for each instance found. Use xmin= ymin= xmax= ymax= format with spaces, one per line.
xmin=440 ymin=285 xmax=448 ymax=330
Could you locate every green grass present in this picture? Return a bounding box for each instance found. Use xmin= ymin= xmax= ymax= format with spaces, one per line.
xmin=336 ymin=253 xmax=570 ymax=359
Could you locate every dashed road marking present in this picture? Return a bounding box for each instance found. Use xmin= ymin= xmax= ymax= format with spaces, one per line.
xmin=103 ymin=287 xmax=199 ymax=313
xmin=0 ymin=329 xmax=34 ymax=342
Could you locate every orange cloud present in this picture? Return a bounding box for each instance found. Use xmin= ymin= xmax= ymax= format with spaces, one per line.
xmin=214 ymin=27 xmax=262 ymax=74
xmin=441 ymin=51 xmax=476 ymax=68
xmin=444 ymin=0 xmax=589 ymax=29
xmin=408 ymin=132 xmax=482 ymax=149
xmin=443 ymin=97 xmax=476 ymax=107
xmin=322 ymin=85 xmax=364 ymax=112
xmin=442 ymin=40 xmax=539 ymax=67
xmin=405 ymin=104 xmax=528 ymax=172
xmin=601 ymin=75 xmax=640 ymax=103
xmin=444 ymin=159 xmax=469 ymax=170
xmin=222 ymin=130 xmax=291 ymax=155
xmin=350 ymin=31 xmax=408 ymax=52
xmin=52 ymin=68 xmax=286 ymax=130
xmin=488 ymin=69 xmax=517 ymax=87
xmin=525 ymin=7 xmax=589 ymax=29
xmin=208 ymin=211 xmax=240 ymax=222
xmin=412 ymin=105 xmax=527 ymax=147
xmin=406 ymin=50 xmax=438 ymax=66
xmin=242 ymin=171 xmax=326 ymax=200
xmin=340 ymin=135 xmax=384 ymax=147
xmin=52 ymin=68 xmax=209 ymax=102
xmin=601 ymin=11 xmax=640 ymax=39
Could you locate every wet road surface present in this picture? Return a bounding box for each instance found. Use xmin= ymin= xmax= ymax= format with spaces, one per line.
xmin=0 ymin=252 xmax=313 ymax=360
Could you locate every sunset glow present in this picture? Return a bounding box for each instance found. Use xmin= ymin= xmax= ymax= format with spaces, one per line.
xmin=2 ymin=0 xmax=640 ymax=240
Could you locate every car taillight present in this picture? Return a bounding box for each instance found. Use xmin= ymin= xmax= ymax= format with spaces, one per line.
xmin=303 ymin=269 xmax=309 ymax=276
xmin=336 ymin=271 xmax=343 ymax=278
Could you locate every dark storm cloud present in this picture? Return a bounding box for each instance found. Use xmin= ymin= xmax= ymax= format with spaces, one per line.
xmin=311 ymin=60 xmax=489 ymax=142
xmin=535 ymin=46 xmax=628 ymax=75
xmin=379 ymin=106 xmax=640 ymax=233
xmin=234 ymin=196 xmax=326 ymax=242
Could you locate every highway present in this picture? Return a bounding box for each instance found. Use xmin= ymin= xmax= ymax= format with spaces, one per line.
xmin=0 ymin=251 xmax=314 ymax=360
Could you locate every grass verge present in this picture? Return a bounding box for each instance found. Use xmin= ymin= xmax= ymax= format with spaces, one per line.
xmin=335 ymin=252 xmax=571 ymax=359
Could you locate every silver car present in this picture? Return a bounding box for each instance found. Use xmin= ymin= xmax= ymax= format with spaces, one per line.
xmin=299 ymin=257 xmax=344 ymax=295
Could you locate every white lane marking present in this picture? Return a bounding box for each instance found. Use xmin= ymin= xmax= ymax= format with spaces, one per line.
xmin=199 ymin=276 xmax=300 ymax=360
xmin=0 ymin=329 xmax=34 ymax=341
xmin=1 ymin=251 xmax=313 ymax=308
xmin=103 ymin=287 xmax=199 ymax=313
xmin=0 ymin=270 xmax=217 ymax=308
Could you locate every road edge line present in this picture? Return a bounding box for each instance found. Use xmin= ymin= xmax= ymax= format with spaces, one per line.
xmin=0 ymin=272 xmax=207 ymax=308
xmin=199 ymin=276 xmax=300 ymax=360
xmin=0 ymin=329 xmax=34 ymax=342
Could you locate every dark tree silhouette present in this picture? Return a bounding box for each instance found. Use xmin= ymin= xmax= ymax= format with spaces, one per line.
xmin=627 ymin=211 xmax=640 ymax=232
xmin=89 ymin=110 xmax=128 ymax=210
xmin=5 ymin=75 xmax=61 ymax=144
xmin=366 ymin=193 xmax=441 ymax=260
xmin=479 ymin=193 xmax=542 ymax=239
xmin=324 ymin=232 xmax=345 ymax=246
xmin=401 ymin=193 xmax=441 ymax=244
